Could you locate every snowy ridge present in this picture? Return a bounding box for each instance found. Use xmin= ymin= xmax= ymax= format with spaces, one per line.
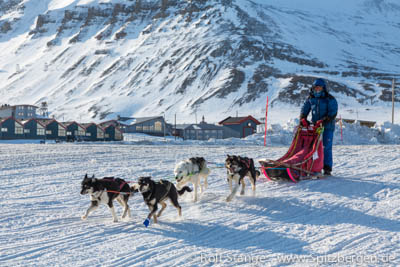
xmin=0 ymin=0 xmax=399 ymax=125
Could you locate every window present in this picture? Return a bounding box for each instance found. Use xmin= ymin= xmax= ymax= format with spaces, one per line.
xmin=136 ymin=125 xmax=142 ymax=131
xmin=105 ymin=134 xmax=109 ymax=138
xmin=115 ymin=130 xmax=122 ymax=140
xmin=86 ymin=133 xmax=91 ymax=136
xmin=78 ymin=130 xmax=85 ymax=136
xmin=154 ymin=121 xmax=162 ymax=132
xmin=97 ymin=128 xmax=104 ymax=139
xmin=15 ymin=125 xmax=23 ymax=134
xmin=58 ymin=129 xmax=66 ymax=137
xmin=1 ymin=128 xmax=7 ymax=132
xmin=24 ymin=129 xmax=30 ymax=133
xmin=46 ymin=130 xmax=52 ymax=135
xmin=67 ymin=131 xmax=72 ymax=136
xmin=143 ymin=126 xmax=149 ymax=131
xmin=37 ymin=128 xmax=45 ymax=135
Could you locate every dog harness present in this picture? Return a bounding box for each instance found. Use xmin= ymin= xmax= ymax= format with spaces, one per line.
xmin=240 ymin=158 xmax=252 ymax=169
xmin=103 ymin=177 xmax=127 ymax=191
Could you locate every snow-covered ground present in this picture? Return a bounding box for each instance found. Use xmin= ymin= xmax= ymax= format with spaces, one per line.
xmin=1 ymin=137 xmax=399 ymax=266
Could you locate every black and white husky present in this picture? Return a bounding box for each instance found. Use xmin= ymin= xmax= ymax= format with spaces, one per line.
xmin=224 ymin=155 xmax=260 ymax=202
xmin=174 ymin=157 xmax=210 ymax=202
xmin=131 ymin=176 xmax=191 ymax=227
xmin=80 ymin=174 xmax=133 ymax=222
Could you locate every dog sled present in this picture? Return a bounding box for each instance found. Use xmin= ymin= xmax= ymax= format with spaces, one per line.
xmin=259 ymin=120 xmax=324 ymax=182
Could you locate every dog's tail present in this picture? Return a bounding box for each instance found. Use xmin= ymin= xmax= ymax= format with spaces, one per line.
xmin=177 ymin=186 xmax=192 ymax=196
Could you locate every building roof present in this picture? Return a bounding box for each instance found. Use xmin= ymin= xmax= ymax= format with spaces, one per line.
xmin=0 ymin=116 xmax=24 ymax=126
xmin=116 ymin=116 xmax=136 ymax=124
xmin=0 ymin=104 xmax=39 ymax=110
xmin=36 ymin=119 xmax=67 ymax=129
xmin=99 ymin=119 xmax=128 ymax=127
xmin=218 ymin=115 xmax=261 ymax=125
xmin=61 ymin=121 xmax=86 ymax=129
xmin=19 ymin=118 xmax=46 ymax=128
xmin=131 ymin=116 xmax=163 ymax=125
xmin=184 ymin=123 xmax=224 ymax=131
xmin=174 ymin=124 xmax=192 ymax=130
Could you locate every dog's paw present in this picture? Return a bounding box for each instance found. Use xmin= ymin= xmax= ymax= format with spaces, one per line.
xmin=113 ymin=218 xmax=118 ymax=223
xmin=240 ymin=191 xmax=245 ymax=195
xmin=81 ymin=215 xmax=87 ymax=220
xmin=226 ymin=196 xmax=232 ymax=202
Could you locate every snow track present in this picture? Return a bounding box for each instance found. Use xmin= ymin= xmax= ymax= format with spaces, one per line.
xmin=0 ymin=144 xmax=399 ymax=266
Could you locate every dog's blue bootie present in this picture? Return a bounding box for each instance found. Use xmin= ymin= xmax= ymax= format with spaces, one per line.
xmin=143 ymin=218 xmax=150 ymax=227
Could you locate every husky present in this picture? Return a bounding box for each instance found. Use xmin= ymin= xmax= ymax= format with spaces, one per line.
xmin=131 ymin=176 xmax=191 ymax=227
xmin=174 ymin=157 xmax=210 ymax=202
xmin=80 ymin=174 xmax=133 ymax=222
xmin=224 ymin=155 xmax=260 ymax=202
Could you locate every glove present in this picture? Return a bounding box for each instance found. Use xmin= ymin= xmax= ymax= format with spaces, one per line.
xmin=315 ymin=120 xmax=323 ymax=127
xmin=143 ymin=218 xmax=150 ymax=227
xmin=300 ymin=118 xmax=309 ymax=127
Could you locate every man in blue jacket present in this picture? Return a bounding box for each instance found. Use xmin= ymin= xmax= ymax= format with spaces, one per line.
xmin=300 ymin=78 xmax=338 ymax=175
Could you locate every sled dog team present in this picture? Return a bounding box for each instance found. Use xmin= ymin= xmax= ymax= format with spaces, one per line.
xmin=80 ymin=155 xmax=260 ymax=226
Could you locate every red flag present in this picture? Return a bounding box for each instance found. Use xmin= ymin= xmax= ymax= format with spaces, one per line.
xmin=264 ymin=96 xmax=269 ymax=146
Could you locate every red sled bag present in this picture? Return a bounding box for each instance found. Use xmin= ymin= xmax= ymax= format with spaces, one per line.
xmin=259 ymin=123 xmax=324 ymax=182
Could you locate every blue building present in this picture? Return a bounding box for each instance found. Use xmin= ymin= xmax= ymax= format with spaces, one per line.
xmin=0 ymin=104 xmax=39 ymax=120
xmin=21 ymin=118 xmax=46 ymax=139
xmin=63 ymin=121 xmax=86 ymax=141
xmin=99 ymin=120 xmax=128 ymax=133
xmin=81 ymin=123 xmax=105 ymax=141
xmin=0 ymin=117 xmax=24 ymax=139
xmin=37 ymin=119 xmax=67 ymax=141
xmin=218 ymin=115 xmax=261 ymax=138
xmin=103 ymin=124 xmax=123 ymax=141
xmin=174 ymin=117 xmax=240 ymax=140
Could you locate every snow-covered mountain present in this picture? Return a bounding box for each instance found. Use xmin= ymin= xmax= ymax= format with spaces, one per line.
xmin=0 ymin=0 xmax=399 ymax=124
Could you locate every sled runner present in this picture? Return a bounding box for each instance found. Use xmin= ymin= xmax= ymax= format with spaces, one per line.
xmin=259 ymin=120 xmax=324 ymax=182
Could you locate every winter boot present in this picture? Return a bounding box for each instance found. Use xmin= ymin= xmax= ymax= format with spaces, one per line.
xmin=323 ymin=165 xmax=332 ymax=176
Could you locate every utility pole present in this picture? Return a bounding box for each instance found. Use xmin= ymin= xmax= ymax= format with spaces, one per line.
xmin=392 ymin=78 xmax=395 ymax=125
xmin=163 ymin=112 xmax=166 ymax=139
xmin=174 ymin=113 xmax=176 ymax=140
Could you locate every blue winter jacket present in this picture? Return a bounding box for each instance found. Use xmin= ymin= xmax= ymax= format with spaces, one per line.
xmin=300 ymin=91 xmax=338 ymax=131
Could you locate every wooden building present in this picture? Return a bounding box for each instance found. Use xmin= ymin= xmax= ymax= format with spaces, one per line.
xmin=219 ymin=115 xmax=261 ymax=138
xmin=125 ymin=116 xmax=169 ymax=136
xmin=103 ymin=124 xmax=123 ymax=141
xmin=37 ymin=119 xmax=67 ymax=141
xmin=63 ymin=121 xmax=86 ymax=141
xmin=0 ymin=117 xmax=24 ymax=139
xmin=21 ymin=118 xmax=46 ymax=139
xmin=81 ymin=123 xmax=105 ymax=141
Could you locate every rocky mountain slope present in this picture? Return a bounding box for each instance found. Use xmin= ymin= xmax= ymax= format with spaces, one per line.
xmin=0 ymin=0 xmax=399 ymax=123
